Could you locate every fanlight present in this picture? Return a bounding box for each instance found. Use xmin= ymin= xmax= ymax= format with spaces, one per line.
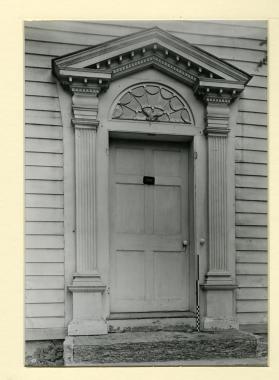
xmin=112 ymin=84 xmax=193 ymax=124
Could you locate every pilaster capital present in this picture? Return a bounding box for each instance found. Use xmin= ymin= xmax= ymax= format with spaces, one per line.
xmin=204 ymin=97 xmax=231 ymax=136
xmin=69 ymin=82 xmax=103 ymax=129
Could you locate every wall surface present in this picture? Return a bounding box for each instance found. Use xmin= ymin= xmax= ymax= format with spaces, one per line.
xmin=24 ymin=20 xmax=267 ymax=339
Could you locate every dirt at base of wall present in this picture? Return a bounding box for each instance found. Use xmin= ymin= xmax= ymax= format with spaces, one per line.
xmin=25 ymin=340 xmax=64 ymax=367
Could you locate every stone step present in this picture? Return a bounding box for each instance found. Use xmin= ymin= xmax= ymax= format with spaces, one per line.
xmin=108 ymin=314 xmax=196 ymax=333
xmin=64 ymin=330 xmax=259 ymax=365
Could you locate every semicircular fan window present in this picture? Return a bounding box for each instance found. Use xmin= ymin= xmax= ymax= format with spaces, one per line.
xmin=112 ymin=84 xmax=193 ymax=124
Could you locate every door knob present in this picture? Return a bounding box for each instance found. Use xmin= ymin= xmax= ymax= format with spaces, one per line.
xmin=182 ymin=240 xmax=188 ymax=248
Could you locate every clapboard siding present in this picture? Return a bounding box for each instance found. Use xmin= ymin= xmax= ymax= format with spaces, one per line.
xmin=237 ymin=300 xmax=267 ymax=313
xmin=25 ymin=222 xmax=64 ymax=235
xmin=25 ymin=125 xmax=63 ymax=139
xmin=24 ymin=20 xmax=266 ymax=39
xmin=25 ymin=208 xmax=63 ymax=222
xmin=25 ymin=25 xmax=267 ymax=51
xmin=25 ymin=166 xmax=63 ymax=180
xmin=237 ymin=288 xmax=267 ymax=300
xmin=25 ymin=180 xmax=64 ymax=195
xmin=26 ymin=289 xmax=64 ymax=303
xmin=239 ymin=99 xmax=267 ymax=113
xmin=25 ymin=28 xmax=65 ymax=336
xmin=235 ymin=150 xmax=267 ymax=164
xmin=237 ymin=111 xmax=267 ymax=126
xmin=25 ymin=96 xmax=60 ymax=112
xmin=25 ymin=195 xmax=63 ymax=208
xmin=236 ymin=124 xmax=267 ymax=139
xmin=236 ymin=239 xmax=267 ymax=251
xmin=226 ymin=20 xmax=267 ymax=325
xmin=24 ymin=20 xmax=267 ymax=334
xmin=236 ymin=201 xmax=267 ymax=214
xmin=237 ymin=274 xmax=267 ymax=288
xmin=25 ymin=138 xmax=63 ymax=153
xmin=235 ymin=137 xmax=267 ymax=152
xmin=26 ymin=303 xmax=65 ymax=318
xmin=25 ymin=110 xmax=62 ymax=126
xmin=25 ymin=152 xmax=63 ymax=167
xmin=26 ymin=235 xmax=64 ymax=249
xmin=235 ymin=175 xmax=267 ymax=189
xmin=237 ymin=313 xmax=267 ymax=324
xmin=236 ymin=213 xmax=267 ymax=226
xmin=26 ymin=249 xmax=64 ymax=262
xmin=26 ymin=263 xmax=64 ymax=276
xmin=26 ymin=275 xmax=64 ymax=289
xmin=25 ymin=67 xmax=56 ymax=83
xmin=236 ymin=263 xmax=267 ymax=275
xmin=241 ymin=87 xmax=267 ymax=101
xmin=236 ymin=226 xmax=267 ymax=238
xmin=25 ymin=317 xmax=65 ymax=329
xmin=25 ymin=54 xmax=53 ymax=69
xmin=236 ymin=251 xmax=267 ymax=263
xmin=235 ymin=163 xmax=267 ymax=176
xmin=25 ymin=81 xmax=58 ymax=97
xmin=236 ymin=188 xmax=267 ymax=201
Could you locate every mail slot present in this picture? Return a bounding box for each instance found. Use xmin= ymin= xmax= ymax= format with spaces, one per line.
xmin=143 ymin=176 xmax=155 ymax=185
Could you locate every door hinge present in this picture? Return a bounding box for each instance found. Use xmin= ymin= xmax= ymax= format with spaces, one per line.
xmin=193 ymin=151 xmax=198 ymax=159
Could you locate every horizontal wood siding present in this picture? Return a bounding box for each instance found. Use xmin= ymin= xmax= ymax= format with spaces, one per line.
xmin=25 ymin=20 xmax=267 ymax=335
xmin=25 ymin=23 xmax=65 ymax=334
xmin=234 ymin=24 xmax=267 ymax=326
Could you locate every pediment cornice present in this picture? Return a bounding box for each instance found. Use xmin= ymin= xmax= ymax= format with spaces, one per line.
xmin=53 ymin=27 xmax=251 ymax=104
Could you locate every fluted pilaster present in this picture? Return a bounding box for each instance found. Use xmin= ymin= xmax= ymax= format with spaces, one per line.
xmin=67 ymin=84 xmax=107 ymax=335
xmin=75 ymin=126 xmax=97 ymax=273
xmin=203 ymin=101 xmax=235 ymax=287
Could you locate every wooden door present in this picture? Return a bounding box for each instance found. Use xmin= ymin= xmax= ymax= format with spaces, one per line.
xmin=110 ymin=139 xmax=189 ymax=312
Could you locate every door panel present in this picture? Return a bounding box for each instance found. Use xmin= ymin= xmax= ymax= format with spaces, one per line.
xmin=154 ymin=186 xmax=181 ymax=235
xmin=110 ymin=139 xmax=189 ymax=312
xmin=116 ymin=184 xmax=144 ymax=233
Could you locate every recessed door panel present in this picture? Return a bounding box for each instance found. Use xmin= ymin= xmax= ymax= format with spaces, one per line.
xmin=115 ymin=251 xmax=145 ymax=299
xmin=110 ymin=139 xmax=189 ymax=312
xmin=116 ymin=148 xmax=144 ymax=175
xmin=154 ymin=251 xmax=187 ymax=308
xmin=116 ymin=184 xmax=144 ymax=233
xmin=154 ymin=186 xmax=181 ymax=235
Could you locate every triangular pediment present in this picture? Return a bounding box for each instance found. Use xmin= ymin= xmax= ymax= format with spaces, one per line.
xmin=53 ymin=27 xmax=251 ymax=101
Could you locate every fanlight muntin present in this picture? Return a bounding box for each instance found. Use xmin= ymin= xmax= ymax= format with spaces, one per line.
xmin=110 ymin=82 xmax=195 ymax=125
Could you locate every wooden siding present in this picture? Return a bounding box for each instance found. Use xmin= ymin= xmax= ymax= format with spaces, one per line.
xmin=25 ymin=22 xmax=65 ymax=334
xmin=25 ymin=20 xmax=267 ymax=335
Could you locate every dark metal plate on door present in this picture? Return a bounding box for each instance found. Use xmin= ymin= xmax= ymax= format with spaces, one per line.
xmin=143 ymin=176 xmax=155 ymax=185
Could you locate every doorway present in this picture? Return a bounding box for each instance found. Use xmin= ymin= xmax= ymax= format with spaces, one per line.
xmin=109 ymin=138 xmax=190 ymax=313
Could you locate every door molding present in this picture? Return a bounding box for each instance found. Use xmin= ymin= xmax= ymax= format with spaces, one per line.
xmin=54 ymin=27 xmax=251 ymax=335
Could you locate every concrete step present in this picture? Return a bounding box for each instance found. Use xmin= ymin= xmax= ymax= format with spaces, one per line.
xmin=64 ymin=330 xmax=260 ymax=365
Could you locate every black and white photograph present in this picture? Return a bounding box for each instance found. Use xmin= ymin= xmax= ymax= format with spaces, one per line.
xmin=24 ymin=20 xmax=268 ymax=367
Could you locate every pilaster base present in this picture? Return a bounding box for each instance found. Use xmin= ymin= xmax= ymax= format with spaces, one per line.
xmin=68 ymin=273 xmax=108 ymax=336
xmin=201 ymin=283 xmax=238 ymax=331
